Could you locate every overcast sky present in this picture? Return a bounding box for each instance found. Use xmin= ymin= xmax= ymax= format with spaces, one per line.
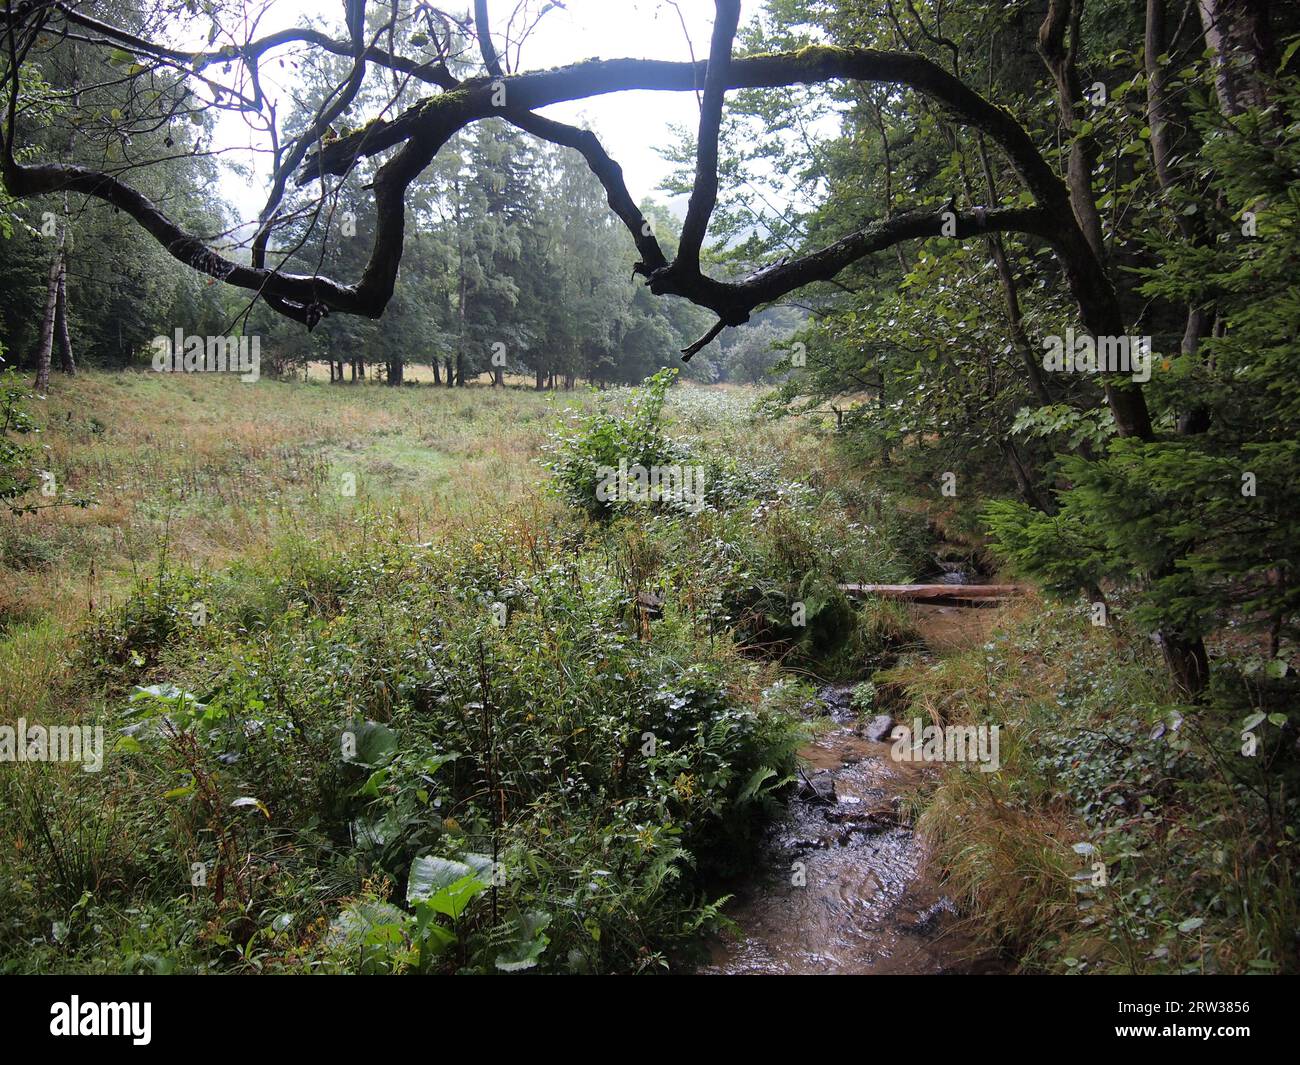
xmin=217 ymin=1 xmax=761 ymax=224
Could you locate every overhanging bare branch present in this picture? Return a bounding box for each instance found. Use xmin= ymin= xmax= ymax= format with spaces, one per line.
xmin=0 ymin=12 xmax=1090 ymax=344
xmin=676 ymin=0 xmax=740 ymax=273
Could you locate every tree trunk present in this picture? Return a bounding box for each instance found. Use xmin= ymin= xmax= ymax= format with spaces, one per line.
xmin=1041 ymin=0 xmax=1210 ymax=695
xmin=54 ymin=257 xmax=75 ymax=375
xmin=1161 ymin=630 xmax=1211 ymax=695
xmin=1037 ymin=2 xmax=1155 ymax=438
xmin=32 ymin=241 xmax=62 ymax=393
xmin=974 ymin=137 xmax=1053 ymax=406
xmin=999 ymin=439 xmax=1055 ymax=514
xmin=455 ymin=177 xmax=467 ymax=389
xmin=1197 ymin=0 xmax=1276 ymax=117
xmin=1039 ymin=0 xmax=1106 ymax=259
xmin=1147 ymin=0 xmax=1214 ymax=434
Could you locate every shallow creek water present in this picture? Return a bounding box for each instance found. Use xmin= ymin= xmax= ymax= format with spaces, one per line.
xmin=700 ymin=602 xmax=1002 ymax=975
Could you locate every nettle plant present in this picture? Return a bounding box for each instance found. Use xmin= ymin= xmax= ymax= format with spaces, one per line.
xmin=0 ymin=368 xmax=41 ymax=510
xmin=543 ymin=368 xmax=695 ymax=519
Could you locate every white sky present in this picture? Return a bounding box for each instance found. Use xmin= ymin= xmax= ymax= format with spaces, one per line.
xmin=529 ymin=0 xmax=743 ymax=201
xmin=216 ymin=0 xmax=762 ymax=224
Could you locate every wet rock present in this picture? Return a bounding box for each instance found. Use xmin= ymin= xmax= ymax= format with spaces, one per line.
xmin=863 ymin=713 xmax=895 ymax=742
xmin=816 ymin=684 xmax=854 ymax=711
xmin=814 ymin=685 xmax=857 ymax=722
xmin=936 ymin=560 xmax=969 ymax=585
xmin=798 ymin=772 xmax=837 ymax=805
xmin=901 ymin=896 xmax=957 ymax=936
xmin=824 ymin=804 xmax=896 ymax=832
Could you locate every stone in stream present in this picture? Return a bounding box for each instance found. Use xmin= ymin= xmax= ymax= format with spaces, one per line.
xmin=901 ymin=897 xmax=958 ymax=937
xmin=798 ymin=772 xmax=838 ymax=805
xmin=824 ymin=803 xmax=897 ymax=832
xmin=798 ymin=684 xmax=864 ymax=721
xmin=863 ymin=713 xmax=895 ymax=743
xmin=801 ymin=698 xmax=828 ymax=717
xmin=816 ymin=684 xmax=852 ymax=707
xmin=813 ymin=684 xmax=856 ymax=721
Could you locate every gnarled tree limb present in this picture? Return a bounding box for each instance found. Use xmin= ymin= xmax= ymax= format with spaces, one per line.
xmin=675 ymin=0 xmax=740 ymax=274
xmin=0 ymin=5 xmax=1143 ymax=433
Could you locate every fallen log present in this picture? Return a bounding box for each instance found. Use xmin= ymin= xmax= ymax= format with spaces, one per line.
xmin=839 ymin=583 xmax=1028 ymax=606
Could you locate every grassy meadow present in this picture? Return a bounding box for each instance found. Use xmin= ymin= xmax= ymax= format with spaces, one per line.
xmin=1 ymin=371 xmax=569 ymax=625
xmin=0 ymin=370 xmax=1293 ymax=975
xmin=0 ymin=370 xmax=926 ymax=973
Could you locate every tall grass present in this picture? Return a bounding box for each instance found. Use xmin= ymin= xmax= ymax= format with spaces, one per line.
xmin=903 ymin=600 xmax=1299 ymax=974
xmin=1 ymin=372 xmax=899 ymax=973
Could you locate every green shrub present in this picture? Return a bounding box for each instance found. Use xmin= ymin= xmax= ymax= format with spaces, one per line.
xmin=544 ymin=369 xmax=696 ymax=520
xmin=41 ymin=514 xmax=803 ymax=973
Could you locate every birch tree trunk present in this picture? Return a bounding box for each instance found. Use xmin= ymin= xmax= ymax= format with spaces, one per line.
xmin=32 ymin=234 xmax=64 ymax=394
xmin=55 ymin=257 xmax=75 ymax=376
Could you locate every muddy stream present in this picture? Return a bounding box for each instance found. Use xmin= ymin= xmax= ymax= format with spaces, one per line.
xmin=701 ymin=598 xmax=1002 ymax=975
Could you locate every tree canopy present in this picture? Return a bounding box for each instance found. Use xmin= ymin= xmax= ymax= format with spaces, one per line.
xmin=3 ymin=0 xmax=1299 ymax=694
